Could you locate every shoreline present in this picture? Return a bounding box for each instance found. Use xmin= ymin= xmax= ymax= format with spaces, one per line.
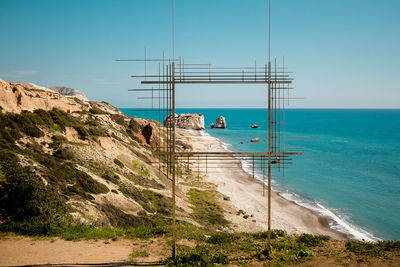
xmin=178 ymin=129 xmax=359 ymax=240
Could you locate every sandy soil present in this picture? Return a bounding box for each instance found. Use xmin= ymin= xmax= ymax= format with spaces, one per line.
xmin=178 ymin=129 xmax=347 ymax=239
xmin=0 ymin=236 xmax=135 ymax=266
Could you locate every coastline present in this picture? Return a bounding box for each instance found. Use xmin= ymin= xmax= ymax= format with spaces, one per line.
xmin=178 ymin=129 xmax=358 ymax=240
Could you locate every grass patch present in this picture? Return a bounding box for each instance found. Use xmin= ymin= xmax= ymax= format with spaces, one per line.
xmin=132 ymin=159 xmax=150 ymax=178
xmin=187 ymin=188 xmax=229 ymax=228
xmin=170 ymin=245 xmax=229 ymax=266
xmin=296 ymin=233 xmax=330 ymax=247
xmin=345 ymin=240 xmax=400 ymax=257
xmin=0 ymin=221 xmax=168 ymax=241
xmin=130 ymin=250 xmax=150 ymax=259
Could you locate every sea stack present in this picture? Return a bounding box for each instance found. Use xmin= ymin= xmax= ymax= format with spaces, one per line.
xmin=164 ymin=113 xmax=205 ymax=130
xmin=215 ymin=116 xmax=227 ymax=128
xmin=210 ymin=123 xmax=215 ymax=128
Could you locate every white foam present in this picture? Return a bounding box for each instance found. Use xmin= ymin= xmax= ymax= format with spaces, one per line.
xmin=204 ymin=132 xmax=380 ymax=242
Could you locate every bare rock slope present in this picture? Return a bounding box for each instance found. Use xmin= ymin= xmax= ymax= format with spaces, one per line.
xmin=1 ymin=78 xmax=89 ymax=114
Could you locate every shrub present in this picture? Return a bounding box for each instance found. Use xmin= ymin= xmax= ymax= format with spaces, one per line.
xmin=296 ymin=233 xmax=330 ymax=247
xmin=345 ymin=240 xmax=400 ymax=257
xmin=252 ymin=229 xmax=287 ymax=240
xmin=129 ymin=119 xmax=141 ymax=133
xmin=89 ymin=106 xmax=105 ymax=114
xmin=173 ymin=245 xmax=229 ymax=265
xmin=110 ymin=114 xmax=126 ymax=126
xmin=113 ymin=158 xmax=124 ymax=168
xmin=100 ymin=204 xmax=154 ymax=228
xmin=101 ymin=170 xmax=120 ymax=184
xmin=119 ymin=185 xmax=171 ymax=215
xmin=53 ymin=147 xmax=74 ymax=160
xmin=0 ymin=151 xmax=70 ymax=223
xmin=207 ymin=232 xmax=239 ymax=244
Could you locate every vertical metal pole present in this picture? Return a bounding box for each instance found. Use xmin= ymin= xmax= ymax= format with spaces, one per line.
xmin=171 ymin=62 xmax=176 ymax=259
xmin=267 ymin=0 xmax=272 ymax=251
xmin=267 ymin=60 xmax=272 ymax=250
xmin=282 ymin=57 xmax=285 ymax=176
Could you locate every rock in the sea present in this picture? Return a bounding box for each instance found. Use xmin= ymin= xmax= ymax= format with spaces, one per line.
xmin=215 ymin=116 xmax=227 ymax=128
xmin=210 ymin=123 xmax=215 ymax=128
xmin=164 ymin=113 xmax=205 ymax=130
xmin=250 ymin=137 xmax=260 ymax=142
xmin=251 ymin=124 xmax=260 ymax=128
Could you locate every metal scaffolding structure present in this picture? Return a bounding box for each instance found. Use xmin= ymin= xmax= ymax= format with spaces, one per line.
xmin=117 ymin=0 xmax=302 ymax=260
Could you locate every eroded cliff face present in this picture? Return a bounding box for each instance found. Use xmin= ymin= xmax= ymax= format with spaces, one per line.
xmin=0 ymin=78 xmax=196 ymax=227
xmin=0 ymin=78 xmax=89 ymax=114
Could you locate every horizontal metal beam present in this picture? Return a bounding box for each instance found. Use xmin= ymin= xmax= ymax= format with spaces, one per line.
xmin=142 ymin=80 xmax=292 ymax=84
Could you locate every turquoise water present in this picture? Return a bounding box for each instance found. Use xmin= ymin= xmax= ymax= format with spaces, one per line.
xmin=121 ymin=108 xmax=400 ymax=241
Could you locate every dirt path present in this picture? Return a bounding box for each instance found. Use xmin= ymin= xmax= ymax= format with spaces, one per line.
xmin=0 ymin=236 xmax=138 ymax=266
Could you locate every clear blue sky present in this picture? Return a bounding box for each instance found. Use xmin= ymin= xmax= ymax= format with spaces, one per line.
xmin=1 ymin=0 xmax=399 ymax=108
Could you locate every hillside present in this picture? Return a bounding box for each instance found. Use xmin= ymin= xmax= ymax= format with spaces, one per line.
xmin=0 ymin=78 xmax=199 ymax=229
xmin=0 ymin=78 xmax=399 ymax=266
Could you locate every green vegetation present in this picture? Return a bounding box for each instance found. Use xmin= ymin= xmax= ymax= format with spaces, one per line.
xmin=100 ymin=204 xmax=155 ymax=228
xmin=132 ymin=159 xmax=150 ymax=178
xmin=172 ymin=245 xmax=229 ymax=266
xmin=345 ymin=240 xmax=400 ymax=257
xmin=0 ymin=151 xmax=70 ymax=223
xmin=296 ymin=233 xmax=330 ymax=247
xmin=0 ymin=221 xmax=167 ymax=241
xmin=187 ymin=188 xmax=229 ymax=228
xmin=87 ymin=160 xmax=164 ymax=189
xmin=0 ymin=109 xmax=108 ymax=148
xmin=101 ymin=169 xmax=120 ymax=184
xmin=113 ymin=158 xmax=124 ymax=168
xmin=125 ymin=172 xmax=165 ymax=189
xmin=119 ymin=185 xmax=171 ymax=215
xmin=129 ymin=119 xmax=141 ymax=133
xmin=1 ymin=217 xmax=400 ymax=266
xmin=109 ymin=114 xmax=126 ymax=126
xmin=89 ymin=106 xmax=106 ymax=114
xmin=0 ymin=109 xmax=111 ymax=208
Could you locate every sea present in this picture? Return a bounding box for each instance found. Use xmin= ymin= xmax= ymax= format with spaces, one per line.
xmin=121 ymin=108 xmax=400 ymax=241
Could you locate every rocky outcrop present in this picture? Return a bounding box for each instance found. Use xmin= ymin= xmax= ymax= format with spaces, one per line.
xmin=50 ymin=86 xmax=88 ymax=102
xmin=164 ymin=113 xmax=205 ymax=130
xmin=141 ymin=122 xmax=162 ymax=148
xmin=210 ymin=123 xmax=215 ymax=128
xmin=251 ymin=124 xmax=259 ymax=128
xmin=0 ymin=78 xmax=89 ymax=114
xmin=250 ymin=137 xmax=260 ymax=142
xmin=215 ymin=116 xmax=227 ymax=128
xmin=10 ymin=81 xmax=53 ymax=92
